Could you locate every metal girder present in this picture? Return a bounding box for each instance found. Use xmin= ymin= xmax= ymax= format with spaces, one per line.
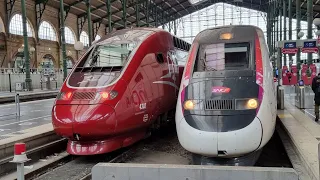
xmin=64 ymin=0 xmax=84 ymax=20
xmin=77 ymin=15 xmax=87 ymax=40
xmin=93 ymin=0 xmax=146 ymax=23
xmin=5 ymin=0 xmax=16 ymax=29
xmin=122 ymin=0 xmax=127 ymax=28
xmin=78 ymin=0 xmax=117 ymax=18
xmin=64 ymin=6 xmax=71 ymax=21
xmin=35 ymin=0 xmax=49 ymax=32
xmin=114 ymin=0 xmax=163 ymax=26
xmin=93 ymin=20 xmax=102 ymax=40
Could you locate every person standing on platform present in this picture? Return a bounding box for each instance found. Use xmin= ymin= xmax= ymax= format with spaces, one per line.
xmin=311 ymin=73 xmax=320 ymax=121
xmin=287 ymin=70 xmax=292 ymax=84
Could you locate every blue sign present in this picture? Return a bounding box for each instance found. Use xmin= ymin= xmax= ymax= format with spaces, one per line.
xmin=303 ymin=41 xmax=317 ymax=48
xmin=284 ymin=42 xmax=296 ymax=48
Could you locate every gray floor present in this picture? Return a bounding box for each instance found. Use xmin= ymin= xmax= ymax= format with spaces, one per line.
xmin=0 ymin=89 xmax=58 ymax=98
xmin=0 ymin=99 xmax=55 ymax=137
xmin=283 ymin=85 xmax=320 ymax=123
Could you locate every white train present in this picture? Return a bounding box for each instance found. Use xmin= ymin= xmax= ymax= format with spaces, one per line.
xmin=175 ymin=25 xmax=277 ymax=165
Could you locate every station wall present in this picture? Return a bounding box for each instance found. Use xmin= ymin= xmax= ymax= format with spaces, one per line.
xmin=0 ymin=0 xmax=106 ymax=68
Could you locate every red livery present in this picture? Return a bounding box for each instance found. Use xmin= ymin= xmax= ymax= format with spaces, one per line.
xmin=52 ymin=28 xmax=190 ymax=155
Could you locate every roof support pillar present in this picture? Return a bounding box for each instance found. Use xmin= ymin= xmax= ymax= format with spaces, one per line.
xmin=60 ymin=0 xmax=67 ymax=80
xmin=87 ymin=0 xmax=93 ymax=46
xmin=135 ymin=3 xmax=140 ymax=27
xmin=6 ymin=0 xmax=16 ymax=33
xmin=146 ymin=0 xmax=150 ymax=27
xmin=267 ymin=2 xmax=272 ymax=55
xmin=307 ymin=0 xmax=313 ymax=69
xmin=107 ymin=0 xmax=112 ymax=33
xmin=288 ymin=0 xmax=293 ymax=68
xmin=296 ymin=0 xmax=301 ymax=80
xmin=272 ymin=1 xmax=277 ymax=53
xmin=283 ymin=0 xmax=287 ymax=66
xmin=278 ymin=0 xmax=282 ymax=68
xmin=122 ymin=0 xmax=127 ymax=28
xmin=21 ymin=0 xmax=32 ymax=91
xmin=174 ymin=20 xmax=177 ymax=35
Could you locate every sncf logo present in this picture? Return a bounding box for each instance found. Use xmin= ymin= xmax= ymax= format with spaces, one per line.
xmin=212 ymin=86 xmax=231 ymax=93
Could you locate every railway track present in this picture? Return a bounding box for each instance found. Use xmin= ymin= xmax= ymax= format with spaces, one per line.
xmin=1 ymin=121 xmax=293 ymax=180
xmin=27 ymin=122 xmax=177 ymax=180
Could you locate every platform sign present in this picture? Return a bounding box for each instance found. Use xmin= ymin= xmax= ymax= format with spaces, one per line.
xmin=282 ymin=42 xmax=298 ymax=54
xmin=302 ymin=41 xmax=318 ymax=53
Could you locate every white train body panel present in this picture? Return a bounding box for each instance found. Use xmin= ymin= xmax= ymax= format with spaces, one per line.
xmin=176 ymin=25 xmax=277 ymax=160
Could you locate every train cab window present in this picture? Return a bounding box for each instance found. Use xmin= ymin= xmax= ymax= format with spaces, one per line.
xmin=80 ymin=44 xmax=133 ymax=69
xmin=196 ymin=42 xmax=250 ymax=71
xmin=156 ymin=53 xmax=164 ymax=64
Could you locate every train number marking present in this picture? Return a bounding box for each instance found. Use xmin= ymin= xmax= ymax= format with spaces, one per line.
xmin=139 ymin=103 xmax=147 ymax=110
xmin=143 ymin=114 xmax=148 ymax=122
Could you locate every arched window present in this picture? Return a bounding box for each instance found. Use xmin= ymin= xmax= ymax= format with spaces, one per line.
xmin=38 ymin=21 xmax=57 ymax=41
xmin=64 ymin=27 xmax=75 ymax=44
xmin=80 ymin=31 xmax=89 ymax=47
xmin=0 ymin=16 xmax=5 ymax=33
xmin=95 ymin=35 xmax=101 ymax=41
xmin=9 ymin=14 xmax=33 ymax=37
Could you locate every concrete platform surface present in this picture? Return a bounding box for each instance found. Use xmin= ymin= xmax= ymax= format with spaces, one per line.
xmin=277 ymin=100 xmax=320 ymax=180
xmin=92 ymin=163 xmax=298 ymax=180
xmin=0 ymin=99 xmax=54 ymax=138
xmin=127 ymin=149 xmax=189 ymax=165
xmin=0 ymin=89 xmax=58 ymax=104
xmin=0 ymin=123 xmax=56 ymax=162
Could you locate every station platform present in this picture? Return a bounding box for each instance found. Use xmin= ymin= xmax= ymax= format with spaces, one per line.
xmin=277 ymin=86 xmax=320 ymax=180
xmin=0 ymin=99 xmax=54 ymax=139
xmin=0 ymin=89 xmax=58 ymax=104
xmin=0 ymin=99 xmax=64 ymax=177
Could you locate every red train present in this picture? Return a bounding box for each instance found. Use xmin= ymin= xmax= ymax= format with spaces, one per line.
xmin=52 ymin=28 xmax=191 ymax=155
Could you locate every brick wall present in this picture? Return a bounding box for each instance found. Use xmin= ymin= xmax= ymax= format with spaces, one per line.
xmin=0 ymin=0 xmax=105 ymax=68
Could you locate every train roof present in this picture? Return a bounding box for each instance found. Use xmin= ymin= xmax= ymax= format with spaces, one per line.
xmin=194 ymin=25 xmax=263 ymax=43
xmin=95 ymin=27 xmax=190 ymax=45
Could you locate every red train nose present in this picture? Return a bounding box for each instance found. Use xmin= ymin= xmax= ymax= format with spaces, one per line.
xmin=52 ymin=104 xmax=116 ymax=140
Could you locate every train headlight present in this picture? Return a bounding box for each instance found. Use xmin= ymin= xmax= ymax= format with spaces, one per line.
xmin=57 ymin=92 xmax=72 ymax=100
xmin=184 ymin=100 xmax=195 ymax=110
xmin=99 ymin=90 xmax=118 ymax=100
xmin=220 ymin=33 xmax=233 ymax=40
xmin=235 ymin=98 xmax=259 ymax=110
xmin=247 ymin=99 xmax=258 ymax=109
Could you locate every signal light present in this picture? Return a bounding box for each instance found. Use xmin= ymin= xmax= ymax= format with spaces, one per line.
xmin=246 ymin=99 xmax=258 ymax=109
xmin=184 ymin=100 xmax=195 ymax=110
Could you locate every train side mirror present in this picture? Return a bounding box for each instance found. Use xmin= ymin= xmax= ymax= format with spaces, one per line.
xmin=156 ymin=53 xmax=164 ymax=64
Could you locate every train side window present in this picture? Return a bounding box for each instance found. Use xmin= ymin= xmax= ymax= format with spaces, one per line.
xmin=156 ymin=53 xmax=164 ymax=64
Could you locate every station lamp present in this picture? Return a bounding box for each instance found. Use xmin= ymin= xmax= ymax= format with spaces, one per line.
xmin=74 ymin=41 xmax=84 ymax=51
xmin=298 ymin=31 xmax=305 ymax=38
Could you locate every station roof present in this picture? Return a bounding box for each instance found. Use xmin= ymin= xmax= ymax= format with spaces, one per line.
xmin=45 ymin=0 xmax=320 ymax=30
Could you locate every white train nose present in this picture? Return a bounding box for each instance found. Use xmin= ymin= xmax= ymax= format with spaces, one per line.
xmin=176 ymin=116 xmax=262 ymax=157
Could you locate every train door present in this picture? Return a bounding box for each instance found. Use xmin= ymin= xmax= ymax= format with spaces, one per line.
xmin=167 ymin=50 xmax=179 ymax=98
xmin=130 ymin=54 xmax=158 ymax=128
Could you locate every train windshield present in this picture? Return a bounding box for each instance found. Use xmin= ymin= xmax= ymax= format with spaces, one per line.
xmin=196 ymin=42 xmax=250 ymax=71
xmin=68 ymin=29 xmax=153 ymax=88
xmin=81 ymin=44 xmax=134 ymax=68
